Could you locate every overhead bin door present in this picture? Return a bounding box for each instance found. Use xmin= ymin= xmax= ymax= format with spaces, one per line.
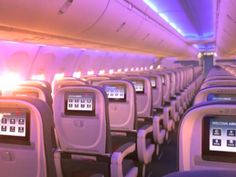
xmin=0 ymin=0 xmax=109 ymax=37
xmin=79 ymin=0 xmax=142 ymax=47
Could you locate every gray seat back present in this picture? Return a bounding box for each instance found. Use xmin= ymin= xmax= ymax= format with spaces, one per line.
xmin=53 ymin=85 xmax=111 ymax=154
xmin=124 ymin=76 xmax=153 ymax=117
xmin=98 ymin=79 xmax=137 ymax=130
xmin=0 ymin=97 xmax=56 ymax=177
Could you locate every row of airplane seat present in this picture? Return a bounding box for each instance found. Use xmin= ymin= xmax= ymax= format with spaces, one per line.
xmin=165 ymin=65 xmax=236 ymax=177
xmin=0 ymin=65 xmax=203 ymax=177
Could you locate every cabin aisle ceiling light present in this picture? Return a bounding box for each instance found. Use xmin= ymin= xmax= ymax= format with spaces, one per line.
xmin=143 ymin=0 xmax=214 ymax=41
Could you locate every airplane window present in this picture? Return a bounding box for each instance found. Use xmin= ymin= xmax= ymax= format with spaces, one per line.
xmin=202 ymin=116 xmax=236 ymax=163
xmin=0 ymin=109 xmax=30 ymax=145
xmin=104 ymin=84 xmax=126 ymax=102
xmin=64 ymin=92 xmax=95 ymax=116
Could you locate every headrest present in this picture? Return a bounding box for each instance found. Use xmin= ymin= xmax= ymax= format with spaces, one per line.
xmin=52 ymin=78 xmax=87 ymax=96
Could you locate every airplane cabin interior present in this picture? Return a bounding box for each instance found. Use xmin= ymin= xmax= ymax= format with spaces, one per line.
xmin=0 ymin=0 xmax=236 ymax=177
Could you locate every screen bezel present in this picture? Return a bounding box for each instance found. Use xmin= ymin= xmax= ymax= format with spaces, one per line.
xmin=0 ymin=108 xmax=30 ymax=145
xmin=64 ymin=92 xmax=96 ymax=116
xmin=202 ymin=115 xmax=236 ymax=163
xmin=150 ymin=77 xmax=157 ymax=89
xmin=103 ymin=84 xmax=127 ymax=102
xmin=132 ymin=80 xmax=145 ymax=94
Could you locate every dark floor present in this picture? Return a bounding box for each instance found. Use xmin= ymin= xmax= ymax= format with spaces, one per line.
xmin=148 ymin=128 xmax=179 ymax=177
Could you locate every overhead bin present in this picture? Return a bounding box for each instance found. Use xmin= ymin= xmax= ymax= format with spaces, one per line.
xmin=217 ymin=0 xmax=236 ymax=58
xmin=0 ymin=0 xmax=110 ymax=36
xmin=0 ymin=0 xmax=197 ymax=57
xmin=79 ymin=0 xmax=143 ymax=46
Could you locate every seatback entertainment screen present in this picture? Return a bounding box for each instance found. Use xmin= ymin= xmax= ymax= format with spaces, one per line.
xmin=104 ymin=84 xmax=126 ymax=102
xmin=65 ymin=92 xmax=95 ymax=116
xmin=207 ymin=94 xmax=236 ymax=102
xmin=0 ymin=109 xmax=30 ymax=145
xmin=202 ymin=116 xmax=236 ymax=162
xmin=150 ymin=77 xmax=156 ymax=88
xmin=131 ymin=80 xmax=144 ymax=94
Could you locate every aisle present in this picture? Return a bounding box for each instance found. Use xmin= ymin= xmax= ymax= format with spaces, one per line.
xmin=149 ymin=130 xmax=178 ymax=177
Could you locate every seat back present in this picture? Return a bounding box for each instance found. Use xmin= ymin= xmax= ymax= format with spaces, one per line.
xmin=0 ymin=97 xmax=56 ymax=177
xmin=124 ymin=76 xmax=152 ymax=117
xmin=179 ymin=102 xmax=236 ymax=171
xmin=149 ymin=74 xmax=163 ymax=108
xmin=53 ymin=85 xmax=111 ymax=154
xmin=160 ymin=72 xmax=171 ymax=103
xmin=194 ymin=86 xmax=236 ymax=105
xmin=98 ymin=79 xmax=137 ymax=130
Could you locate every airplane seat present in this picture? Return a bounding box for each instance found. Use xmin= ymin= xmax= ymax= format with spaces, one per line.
xmin=20 ymin=80 xmax=53 ymax=107
xmin=179 ymin=101 xmax=236 ymax=171
xmin=53 ymin=85 xmax=138 ymax=177
xmin=200 ymin=79 xmax=236 ymax=90
xmin=164 ymin=170 xmax=236 ymax=177
xmin=194 ymin=86 xmax=236 ymax=105
xmin=85 ymin=76 xmax=110 ymax=86
xmin=98 ymin=79 xmax=162 ymax=161
xmin=52 ymin=78 xmax=88 ymax=97
xmin=0 ymin=96 xmax=57 ymax=177
xmin=158 ymin=73 xmax=175 ymax=132
xmin=21 ymin=80 xmax=52 ymax=94
xmin=167 ymin=71 xmax=180 ymax=123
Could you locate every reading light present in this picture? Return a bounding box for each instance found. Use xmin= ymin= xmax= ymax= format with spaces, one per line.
xmin=131 ymin=68 xmax=134 ymax=72
xmin=135 ymin=67 xmax=139 ymax=71
xmin=149 ymin=65 xmax=154 ymax=70
xmin=144 ymin=67 xmax=148 ymax=70
xmin=98 ymin=70 xmax=105 ymax=75
xmin=0 ymin=72 xmax=23 ymax=95
xmin=87 ymin=71 xmax=94 ymax=76
xmin=73 ymin=71 xmax=81 ymax=78
xmin=31 ymin=74 xmax=45 ymax=81
xmin=157 ymin=65 xmax=161 ymax=69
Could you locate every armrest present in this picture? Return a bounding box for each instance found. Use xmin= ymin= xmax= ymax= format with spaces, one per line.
xmin=152 ymin=115 xmax=166 ymax=144
xmin=111 ymin=142 xmax=136 ymax=177
xmin=112 ymin=142 xmax=136 ymax=159
xmin=111 ymin=129 xmax=137 ymax=137
xmin=137 ymin=124 xmax=155 ymax=164
xmin=138 ymin=116 xmax=153 ymax=124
